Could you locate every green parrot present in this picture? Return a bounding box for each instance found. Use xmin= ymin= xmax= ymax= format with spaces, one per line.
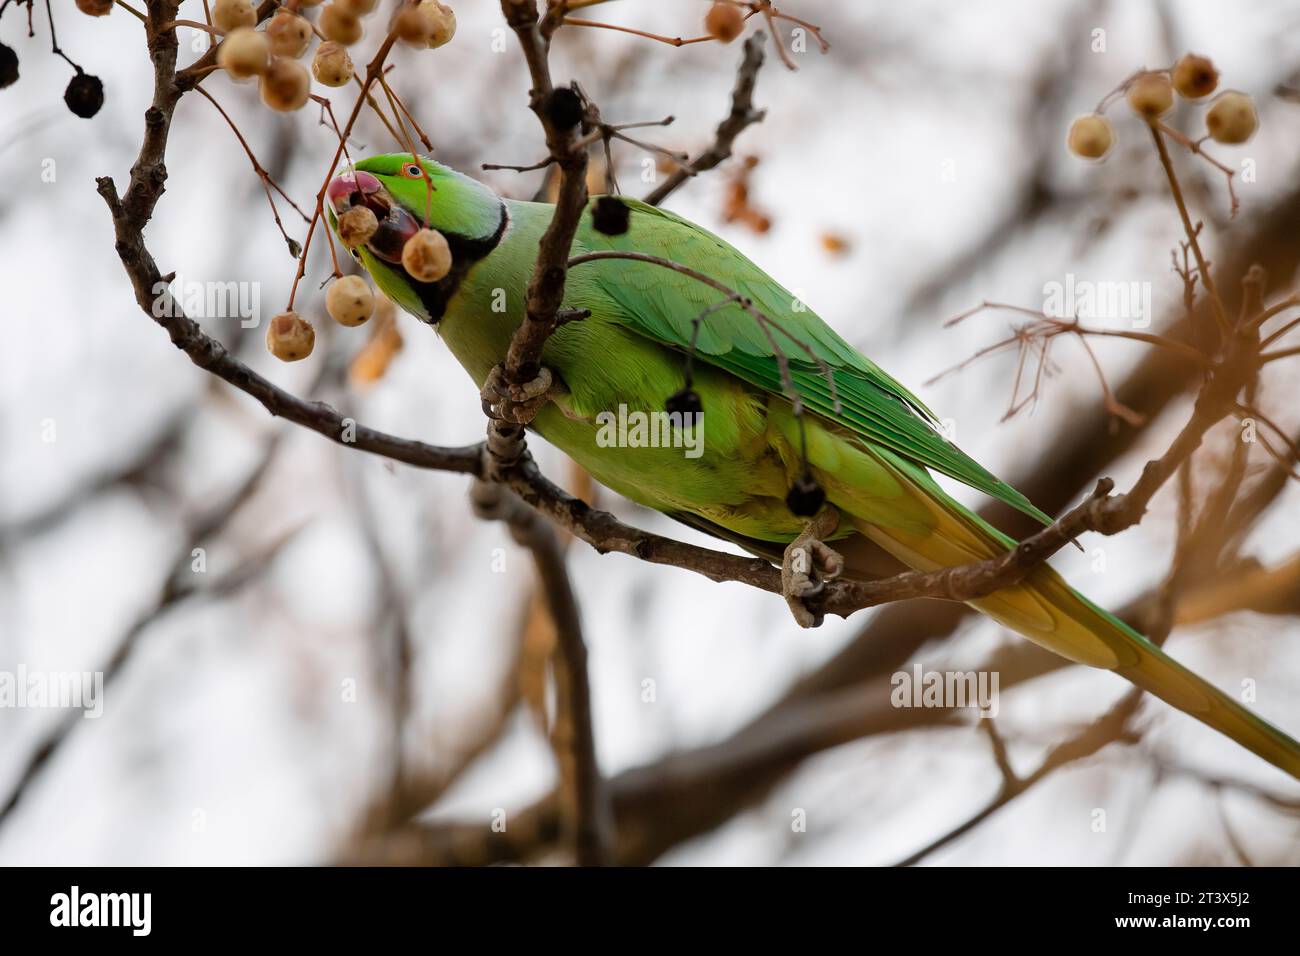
xmin=327 ymin=153 xmax=1300 ymax=780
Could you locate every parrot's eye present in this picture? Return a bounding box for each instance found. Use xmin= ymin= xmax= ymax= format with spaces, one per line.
xmin=403 ymin=163 xmax=423 ymax=178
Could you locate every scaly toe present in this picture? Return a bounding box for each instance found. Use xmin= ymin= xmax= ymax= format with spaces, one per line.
xmin=779 ymin=514 xmax=843 ymax=629
xmin=480 ymin=365 xmax=555 ymax=425
xmin=782 ymin=548 xmax=827 ymax=629
xmin=784 ymin=597 xmax=820 ymax=629
xmin=812 ymin=541 xmax=845 ymax=581
xmin=511 ymin=367 xmax=553 ymax=403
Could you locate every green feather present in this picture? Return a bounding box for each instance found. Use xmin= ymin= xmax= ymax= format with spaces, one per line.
xmin=569 ymin=198 xmax=1053 ymax=525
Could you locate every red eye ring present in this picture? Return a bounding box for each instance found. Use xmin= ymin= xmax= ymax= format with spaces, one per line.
xmin=403 ymin=163 xmax=423 ymax=178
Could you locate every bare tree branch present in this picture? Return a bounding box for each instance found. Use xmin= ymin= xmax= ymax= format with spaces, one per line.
xmin=893 ymin=690 xmax=1145 ymax=867
xmin=485 ymin=0 xmax=592 ymax=475
xmin=0 ymin=433 xmax=286 ymax=827
xmin=471 ymin=481 xmax=613 ymax=865
xmin=643 ymin=30 xmax=768 ymax=206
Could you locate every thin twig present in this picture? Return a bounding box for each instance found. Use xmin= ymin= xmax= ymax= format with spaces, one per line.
xmin=1149 ymin=123 xmax=1232 ymax=341
xmin=644 ymin=31 xmax=768 ymax=206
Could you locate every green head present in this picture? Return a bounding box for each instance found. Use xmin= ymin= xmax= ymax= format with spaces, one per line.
xmin=326 ymin=153 xmax=505 ymax=323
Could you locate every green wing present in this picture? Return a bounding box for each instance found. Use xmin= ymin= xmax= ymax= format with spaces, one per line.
xmin=568 ymin=198 xmax=1051 ymax=526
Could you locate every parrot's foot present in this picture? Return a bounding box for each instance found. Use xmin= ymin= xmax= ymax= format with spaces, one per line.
xmin=480 ymin=365 xmax=555 ymax=426
xmin=781 ymin=509 xmax=844 ymax=628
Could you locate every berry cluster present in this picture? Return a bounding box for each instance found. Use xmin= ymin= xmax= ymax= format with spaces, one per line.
xmin=1068 ymin=54 xmax=1256 ymax=162
xmin=235 ymin=1 xmax=455 ymax=363
xmin=215 ymin=0 xmax=455 ymax=113
xmin=268 ymin=206 xmax=453 ymax=362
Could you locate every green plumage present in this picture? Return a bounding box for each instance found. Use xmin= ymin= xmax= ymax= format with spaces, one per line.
xmin=331 ymin=154 xmax=1300 ymax=780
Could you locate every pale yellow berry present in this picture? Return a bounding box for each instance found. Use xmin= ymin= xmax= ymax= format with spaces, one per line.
xmin=75 ymin=0 xmax=113 ymax=16
xmin=218 ymin=28 xmax=269 ymax=80
xmin=416 ymin=1 xmax=456 ymax=49
xmin=259 ymin=57 xmax=310 ymax=112
xmin=704 ymin=2 xmax=744 ymax=43
xmin=1127 ymin=72 xmax=1173 ymax=120
xmin=212 ymin=0 xmax=255 ymax=33
xmin=1067 ymin=114 xmax=1114 ymax=160
xmin=326 ymin=275 xmax=375 ymax=327
xmin=336 ymin=0 xmax=378 ymax=15
xmin=1172 ymin=53 xmax=1218 ymax=100
xmin=311 ymin=41 xmax=354 ymax=87
xmin=1205 ymin=90 xmax=1257 ymax=144
xmin=266 ymin=10 xmax=312 ymax=59
xmin=393 ymin=7 xmax=430 ymax=46
xmin=320 ymin=4 xmax=364 ymax=45
xmin=266 ymin=312 xmax=315 ymax=362
xmin=401 ymin=228 xmax=452 ymax=282
xmin=337 ymin=205 xmax=379 ymax=248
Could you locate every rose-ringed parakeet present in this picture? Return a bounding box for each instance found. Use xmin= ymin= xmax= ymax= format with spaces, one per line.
xmin=327 ymin=153 xmax=1300 ymax=779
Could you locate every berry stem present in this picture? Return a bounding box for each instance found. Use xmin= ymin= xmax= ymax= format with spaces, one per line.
xmin=42 ymin=0 xmax=83 ymax=72
xmin=196 ymin=85 xmax=311 ymax=256
xmin=1148 ymin=123 xmax=1233 ymax=342
xmin=114 ymin=0 xmax=148 ymax=24
xmin=157 ymin=18 xmax=223 ymax=36
xmin=560 ymin=17 xmax=715 ymax=47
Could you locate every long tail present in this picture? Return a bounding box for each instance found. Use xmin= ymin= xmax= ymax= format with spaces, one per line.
xmin=837 ymin=452 xmax=1300 ymax=780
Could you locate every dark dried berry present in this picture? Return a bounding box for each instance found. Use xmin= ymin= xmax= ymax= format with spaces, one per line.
xmin=1172 ymin=54 xmax=1218 ymax=100
xmin=785 ymin=474 xmax=826 ymax=517
xmin=544 ymin=87 xmax=583 ymax=130
xmin=0 ymin=43 xmax=17 ymax=89
xmin=64 ymin=72 xmax=104 ymax=118
xmin=592 ymin=195 xmax=630 ymax=235
xmin=665 ymin=387 xmax=702 ymax=420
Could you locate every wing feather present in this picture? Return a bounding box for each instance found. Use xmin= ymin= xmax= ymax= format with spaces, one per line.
xmin=569 ymin=198 xmax=1051 ymax=525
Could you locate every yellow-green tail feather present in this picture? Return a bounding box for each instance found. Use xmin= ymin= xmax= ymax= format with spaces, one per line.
xmin=834 ymin=449 xmax=1300 ymax=780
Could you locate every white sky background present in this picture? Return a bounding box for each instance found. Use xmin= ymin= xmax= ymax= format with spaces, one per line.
xmin=1 ymin=0 xmax=1300 ymax=865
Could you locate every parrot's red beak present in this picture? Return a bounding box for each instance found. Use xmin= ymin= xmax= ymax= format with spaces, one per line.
xmin=327 ymin=168 xmax=382 ymax=208
xmin=328 ymin=170 xmax=422 ymax=266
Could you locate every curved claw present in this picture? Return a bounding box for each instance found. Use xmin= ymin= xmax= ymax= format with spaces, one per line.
xmin=798 ymin=578 xmax=827 ymax=599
